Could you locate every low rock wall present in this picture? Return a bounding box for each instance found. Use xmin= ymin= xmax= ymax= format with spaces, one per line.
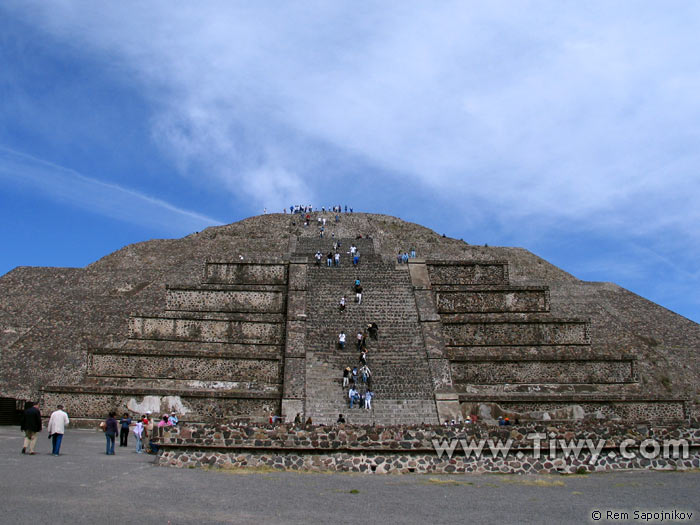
xmin=155 ymin=422 xmax=700 ymax=474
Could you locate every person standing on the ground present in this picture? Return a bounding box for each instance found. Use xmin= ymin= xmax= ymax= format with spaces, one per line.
xmin=20 ymin=402 xmax=42 ymax=455
xmin=47 ymin=405 xmax=70 ymax=456
xmin=133 ymin=418 xmax=144 ymax=453
xmin=119 ymin=413 xmax=131 ymax=447
xmin=104 ymin=412 xmax=118 ymax=455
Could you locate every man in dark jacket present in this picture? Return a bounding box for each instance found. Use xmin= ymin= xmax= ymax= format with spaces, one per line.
xmin=20 ymin=402 xmax=42 ymax=455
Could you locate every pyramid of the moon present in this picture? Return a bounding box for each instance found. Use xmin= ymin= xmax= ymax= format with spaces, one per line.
xmin=1 ymin=213 xmax=698 ymax=426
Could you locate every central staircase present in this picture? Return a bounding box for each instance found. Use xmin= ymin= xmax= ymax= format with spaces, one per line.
xmin=295 ymin=236 xmax=439 ymax=425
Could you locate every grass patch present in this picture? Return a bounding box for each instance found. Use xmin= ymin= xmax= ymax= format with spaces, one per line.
xmin=501 ymin=478 xmax=565 ymax=487
xmin=422 ymin=478 xmax=474 ymax=486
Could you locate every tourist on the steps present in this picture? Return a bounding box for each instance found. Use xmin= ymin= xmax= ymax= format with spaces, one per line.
xmin=339 ymin=296 xmax=346 ymax=312
xmin=364 ymin=390 xmax=373 ymax=410
xmin=410 ymin=247 xmax=416 ymax=258
xmin=338 ymin=331 xmax=346 ymax=350
xmin=402 ymin=252 xmax=409 ymax=263
xmin=168 ymin=413 xmax=178 ymax=426
xmin=359 ymin=364 xmax=371 ymax=384
xmin=326 ymin=252 xmax=333 ymax=267
xmin=343 ymin=367 xmax=351 ymax=387
xmin=348 ymin=387 xmax=360 ymax=408
xmin=351 ymin=367 xmax=358 ymax=385
xmin=315 ymin=250 xmax=322 ymax=266
xmin=119 ymin=412 xmax=132 ymax=447
xmin=353 ymin=250 xmax=360 ymax=266
xmin=356 ymin=332 xmax=364 ymax=350
xmin=359 ymin=350 xmax=367 ymax=366
xmin=294 ymin=413 xmax=302 ymax=426
xmin=337 ymin=414 xmax=345 ymax=423
xmin=367 ymin=322 xmax=378 ymax=340
xmin=334 ymin=252 xmax=340 ymax=267
xmin=47 ymin=405 xmax=70 ymax=456
xmin=397 ymin=251 xmax=403 ymax=264
xmin=354 ymin=283 xmax=363 ymax=304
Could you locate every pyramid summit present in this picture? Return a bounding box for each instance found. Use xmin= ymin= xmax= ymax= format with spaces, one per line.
xmin=1 ymin=212 xmax=698 ymax=425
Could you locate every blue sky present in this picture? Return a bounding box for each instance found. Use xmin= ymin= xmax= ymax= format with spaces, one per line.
xmin=1 ymin=2 xmax=698 ymax=322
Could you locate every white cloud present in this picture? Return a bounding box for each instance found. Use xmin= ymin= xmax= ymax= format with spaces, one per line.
xmin=0 ymin=146 xmax=222 ymax=233
xmin=3 ymin=1 xmax=700 ymax=240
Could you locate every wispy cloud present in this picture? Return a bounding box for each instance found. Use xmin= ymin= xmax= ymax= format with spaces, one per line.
xmin=4 ymin=1 xmax=697 ymax=235
xmin=0 ymin=146 xmax=223 ymax=233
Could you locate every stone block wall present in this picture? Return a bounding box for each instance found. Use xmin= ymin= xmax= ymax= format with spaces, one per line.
xmin=43 ymin=389 xmax=279 ymax=421
xmin=89 ymin=352 xmax=281 ymax=383
xmin=443 ymin=320 xmax=590 ymax=346
xmin=204 ymin=262 xmax=287 ymax=285
xmin=166 ymin=288 xmax=286 ymax=313
xmin=435 ymin=287 xmax=549 ymax=313
xmin=129 ymin=316 xmax=285 ymax=344
xmin=427 ymin=262 xmax=509 ymax=285
xmin=450 ymin=360 xmax=635 ymax=384
xmin=155 ymin=422 xmax=700 ymax=474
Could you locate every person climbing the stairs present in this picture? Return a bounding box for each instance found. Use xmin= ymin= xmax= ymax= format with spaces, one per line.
xmin=354 ymin=281 xmax=363 ymax=304
xmin=338 ymin=331 xmax=346 ymax=350
xmin=339 ymin=296 xmax=346 ymax=312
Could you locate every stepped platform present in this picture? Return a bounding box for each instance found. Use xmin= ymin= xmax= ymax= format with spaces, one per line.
xmin=9 ymin=213 xmax=691 ymax=428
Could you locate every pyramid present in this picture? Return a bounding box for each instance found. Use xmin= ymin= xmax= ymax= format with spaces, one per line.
xmin=1 ymin=213 xmax=697 ymax=425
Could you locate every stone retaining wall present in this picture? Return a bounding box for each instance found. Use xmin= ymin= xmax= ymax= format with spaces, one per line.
xmin=129 ymin=316 xmax=284 ymax=344
xmin=427 ymin=262 xmax=509 ymax=285
xmin=155 ymin=422 xmax=700 ymax=474
xmin=436 ymin=289 xmax=548 ymax=313
xmin=443 ymin=320 xmax=590 ymax=346
xmin=204 ymin=262 xmax=287 ymax=285
xmin=451 ymin=360 xmax=634 ymax=384
xmin=89 ymin=353 xmax=281 ymax=383
xmin=166 ymin=289 xmax=286 ymax=313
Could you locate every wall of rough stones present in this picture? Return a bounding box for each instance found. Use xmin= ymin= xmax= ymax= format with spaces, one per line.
xmin=155 ymin=422 xmax=700 ymax=474
xmin=443 ymin=320 xmax=590 ymax=346
xmin=435 ymin=288 xmax=548 ymax=313
xmin=129 ymin=316 xmax=285 ymax=344
xmin=42 ymin=390 xmax=279 ymax=421
xmin=427 ymin=262 xmax=509 ymax=285
xmin=457 ymin=400 xmax=686 ymax=421
xmin=89 ymin=353 xmax=281 ymax=383
xmin=204 ymin=262 xmax=287 ymax=285
xmin=450 ymin=360 xmax=634 ymax=384
xmin=166 ymin=289 xmax=286 ymax=313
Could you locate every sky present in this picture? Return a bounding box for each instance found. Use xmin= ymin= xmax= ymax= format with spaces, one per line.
xmin=0 ymin=2 xmax=698 ymax=322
